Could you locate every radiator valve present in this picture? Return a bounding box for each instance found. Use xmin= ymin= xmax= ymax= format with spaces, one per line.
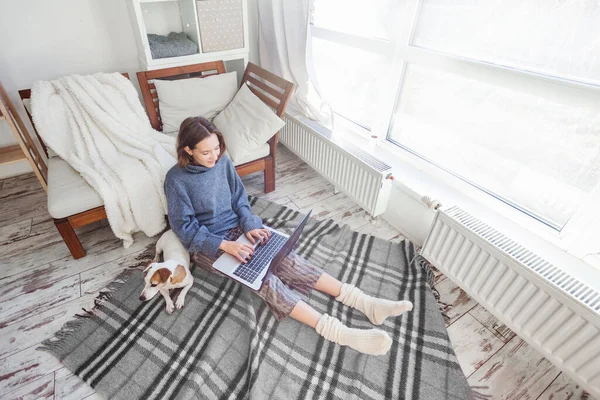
xmin=421 ymin=195 xmax=442 ymax=210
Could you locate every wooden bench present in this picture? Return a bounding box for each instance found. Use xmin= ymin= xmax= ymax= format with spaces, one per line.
xmin=18 ymin=74 xmax=130 ymax=259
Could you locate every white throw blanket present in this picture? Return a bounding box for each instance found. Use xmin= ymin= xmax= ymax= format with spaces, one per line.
xmin=31 ymin=73 xmax=177 ymax=247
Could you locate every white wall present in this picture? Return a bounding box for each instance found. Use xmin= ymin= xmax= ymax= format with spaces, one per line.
xmin=0 ymin=0 xmax=260 ymax=180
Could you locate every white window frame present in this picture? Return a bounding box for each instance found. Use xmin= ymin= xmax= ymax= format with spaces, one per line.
xmin=310 ymin=0 xmax=600 ymax=260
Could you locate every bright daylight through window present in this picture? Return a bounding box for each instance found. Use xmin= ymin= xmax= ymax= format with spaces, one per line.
xmin=310 ymin=0 xmax=600 ymax=232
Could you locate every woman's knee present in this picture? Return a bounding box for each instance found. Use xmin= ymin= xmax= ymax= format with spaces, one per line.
xmin=256 ymin=275 xmax=301 ymax=320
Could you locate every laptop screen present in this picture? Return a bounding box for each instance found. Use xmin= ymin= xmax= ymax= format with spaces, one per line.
xmin=269 ymin=210 xmax=312 ymax=275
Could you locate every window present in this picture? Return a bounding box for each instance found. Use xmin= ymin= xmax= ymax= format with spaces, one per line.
xmin=310 ymin=0 xmax=399 ymax=129
xmin=310 ymin=0 xmax=600 ymax=242
xmin=311 ymin=37 xmax=385 ymax=129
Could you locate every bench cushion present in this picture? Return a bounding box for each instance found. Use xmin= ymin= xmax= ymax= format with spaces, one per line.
xmin=45 ymin=143 xmax=267 ymax=220
xmin=47 ymin=157 xmax=104 ymax=219
xmin=154 ymin=72 xmax=238 ymax=133
xmin=226 ymin=144 xmax=270 ymax=166
xmin=213 ymin=83 xmax=284 ymax=164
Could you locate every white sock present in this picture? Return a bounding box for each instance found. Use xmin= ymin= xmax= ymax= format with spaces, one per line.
xmin=336 ymin=283 xmax=413 ymax=325
xmin=315 ymin=314 xmax=392 ymax=356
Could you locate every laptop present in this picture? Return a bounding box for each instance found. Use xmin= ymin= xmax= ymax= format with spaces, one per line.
xmin=213 ymin=210 xmax=312 ymax=291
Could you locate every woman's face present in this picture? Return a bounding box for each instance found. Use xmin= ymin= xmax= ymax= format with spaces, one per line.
xmin=186 ymin=134 xmax=221 ymax=168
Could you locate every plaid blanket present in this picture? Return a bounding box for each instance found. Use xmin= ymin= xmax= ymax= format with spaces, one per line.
xmin=41 ymin=197 xmax=471 ymax=400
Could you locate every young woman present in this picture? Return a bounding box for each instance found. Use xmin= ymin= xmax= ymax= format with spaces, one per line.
xmin=164 ymin=117 xmax=413 ymax=356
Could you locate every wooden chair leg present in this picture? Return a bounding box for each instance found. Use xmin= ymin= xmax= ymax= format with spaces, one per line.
xmin=264 ymin=158 xmax=275 ymax=193
xmin=54 ymin=218 xmax=86 ymax=259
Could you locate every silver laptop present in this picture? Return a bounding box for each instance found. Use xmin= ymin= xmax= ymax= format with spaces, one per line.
xmin=212 ymin=210 xmax=312 ymax=291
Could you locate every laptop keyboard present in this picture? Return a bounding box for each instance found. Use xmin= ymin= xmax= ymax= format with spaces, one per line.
xmin=232 ymin=231 xmax=287 ymax=284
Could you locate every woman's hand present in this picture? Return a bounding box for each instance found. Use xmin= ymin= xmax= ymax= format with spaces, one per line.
xmin=219 ymin=240 xmax=254 ymax=263
xmin=246 ymin=228 xmax=271 ymax=245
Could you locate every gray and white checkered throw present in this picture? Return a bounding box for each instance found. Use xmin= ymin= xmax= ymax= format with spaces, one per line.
xmin=41 ymin=196 xmax=472 ymax=399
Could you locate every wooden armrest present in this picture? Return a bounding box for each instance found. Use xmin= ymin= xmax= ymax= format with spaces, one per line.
xmin=241 ymin=62 xmax=295 ymax=118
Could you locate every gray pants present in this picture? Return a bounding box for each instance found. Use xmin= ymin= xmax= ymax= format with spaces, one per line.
xmin=191 ymin=226 xmax=323 ymax=320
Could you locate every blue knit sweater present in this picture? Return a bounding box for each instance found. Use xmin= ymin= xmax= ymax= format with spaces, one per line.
xmin=164 ymin=154 xmax=263 ymax=256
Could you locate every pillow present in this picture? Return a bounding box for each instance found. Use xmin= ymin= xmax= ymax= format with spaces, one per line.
xmin=154 ymin=72 xmax=238 ymax=133
xmin=213 ymin=83 xmax=285 ymax=163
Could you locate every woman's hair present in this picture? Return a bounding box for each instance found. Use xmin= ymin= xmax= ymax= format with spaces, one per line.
xmin=176 ymin=117 xmax=227 ymax=168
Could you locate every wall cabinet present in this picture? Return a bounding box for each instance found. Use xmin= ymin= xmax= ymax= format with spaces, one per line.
xmin=127 ymin=0 xmax=249 ymax=71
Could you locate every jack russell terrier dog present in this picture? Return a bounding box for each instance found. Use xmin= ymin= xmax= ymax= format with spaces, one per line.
xmin=139 ymin=229 xmax=192 ymax=314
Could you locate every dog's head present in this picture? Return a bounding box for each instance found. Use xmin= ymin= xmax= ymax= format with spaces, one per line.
xmin=139 ymin=260 xmax=187 ymax=302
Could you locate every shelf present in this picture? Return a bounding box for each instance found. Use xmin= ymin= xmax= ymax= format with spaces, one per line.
xmin=0 ymin=145 xmax=26 ymax=165
xmin=143 ymin=49 xmax=249 ymax=70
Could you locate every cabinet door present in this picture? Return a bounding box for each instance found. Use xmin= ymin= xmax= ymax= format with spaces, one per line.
xmin=196 ymin=0 xmax=245 ymax=53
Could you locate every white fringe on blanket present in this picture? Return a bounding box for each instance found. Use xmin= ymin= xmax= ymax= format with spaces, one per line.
xmin=31 ymin=73 xmax=177 ymax=247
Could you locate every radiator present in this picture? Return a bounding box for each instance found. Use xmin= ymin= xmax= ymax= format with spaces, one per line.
xmin=421 ymin=206 xmax=600 ymax=397
xmin=279 ymin=113 xmax=393 ymax=217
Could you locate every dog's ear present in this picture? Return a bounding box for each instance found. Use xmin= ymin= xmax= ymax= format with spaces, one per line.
xmin=151 ymin=268 xmax=172 ymax=284
xmin=170 ymin=265 xmax=187 ymax=285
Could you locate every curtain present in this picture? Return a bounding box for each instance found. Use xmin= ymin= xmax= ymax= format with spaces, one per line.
xmin=257 ymin=0 xmax=332 ymax=124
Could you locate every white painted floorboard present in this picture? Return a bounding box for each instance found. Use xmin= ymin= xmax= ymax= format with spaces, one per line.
xmin=0 ymin=144 xmax=590 ymax=399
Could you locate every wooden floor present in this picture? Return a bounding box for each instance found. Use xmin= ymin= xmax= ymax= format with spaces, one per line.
xmin=0 ymin=144 xmax=591 ymax=400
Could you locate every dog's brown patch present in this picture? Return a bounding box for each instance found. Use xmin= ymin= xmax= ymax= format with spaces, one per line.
xmin=170 ymin=265 xmax=187 ymax=285
xmin=150 ymin=268 xmax=171 ymax=285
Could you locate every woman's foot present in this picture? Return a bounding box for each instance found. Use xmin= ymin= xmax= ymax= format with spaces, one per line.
xmin=315 ymin=314 xmax=392 ymax=355
xmin=336 ymin=283 xmax=413 ymax=325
